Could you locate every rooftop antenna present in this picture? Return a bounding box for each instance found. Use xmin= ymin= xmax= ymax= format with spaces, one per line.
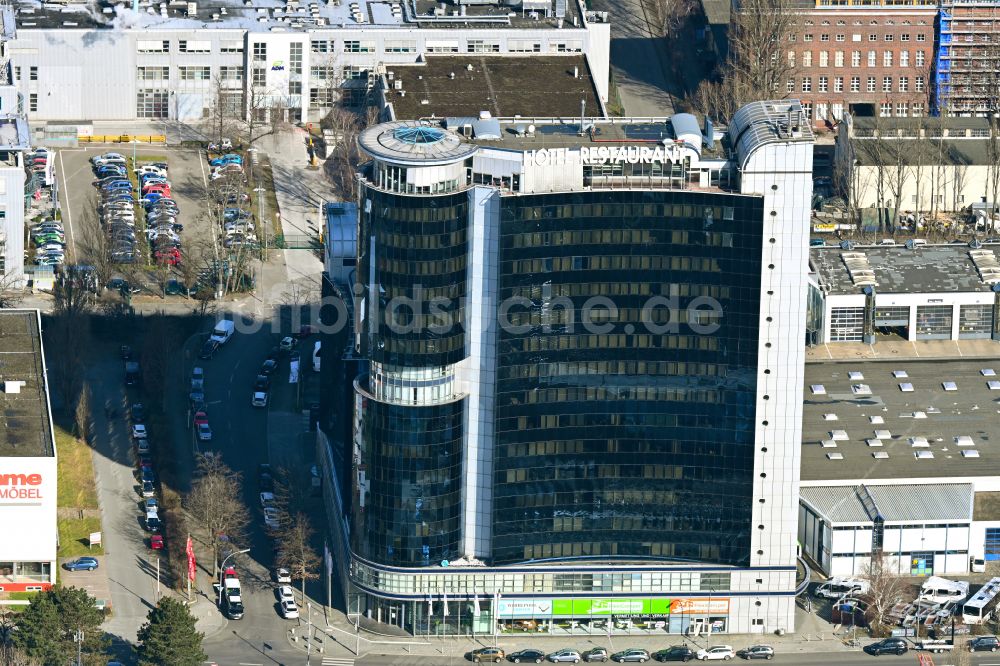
xmin=579 ymin=98 xmax=586 ymax=136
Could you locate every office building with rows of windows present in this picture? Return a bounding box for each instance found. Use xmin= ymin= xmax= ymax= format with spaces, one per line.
xmin=785 ymin=0 xmax=936 ymax=127
xmin=6 ymin=0 xmax=608 ymax=125
xmin=316 ymin=101 xmax=814 ymax=636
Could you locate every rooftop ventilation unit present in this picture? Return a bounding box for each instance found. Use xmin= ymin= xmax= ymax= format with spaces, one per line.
xmin=914 ymin=451 xmax=934 ymax=459
xmin=826 ymin=452 xmax=843 ymax=460
xmin=963 ymin=450 xmax=981 ymax=458
xmin=2 ymin=380 xmax=25 ymax=394
xmin=873 ymin=451 xmax=889 ymax=459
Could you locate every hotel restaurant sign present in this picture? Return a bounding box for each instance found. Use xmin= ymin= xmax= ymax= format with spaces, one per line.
xmin=525 ymin=143 xmax=688 ymax=167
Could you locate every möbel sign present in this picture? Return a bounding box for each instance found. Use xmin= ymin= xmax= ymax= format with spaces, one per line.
xmin=0 ymin=473 xmax=44 ymax=499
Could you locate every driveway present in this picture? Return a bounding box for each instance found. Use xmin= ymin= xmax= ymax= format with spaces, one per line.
xmin=84 ymin=345 xmax=163 ymax=642
xmin=592 ymin=0 xmax=675 ymax=116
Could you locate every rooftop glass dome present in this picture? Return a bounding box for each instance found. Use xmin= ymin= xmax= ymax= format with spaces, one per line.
xmin=392 ymin=126 xmax=446 ymax=145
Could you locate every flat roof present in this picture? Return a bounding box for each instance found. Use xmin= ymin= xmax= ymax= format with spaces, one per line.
xmin=800 ymin=483 xmax=973 ymax=524
xmin=14 ymin=0 xmax=584 ymax=31
xmin=801 ymin=359 xmax=1000 ymax=483
xmin=384 ymin=56 xmax=601 ymax=121
xmin=0 ymin=310 xmax=54 ymax=458
xmin=811 ymin=244 xmax=999 ymax=295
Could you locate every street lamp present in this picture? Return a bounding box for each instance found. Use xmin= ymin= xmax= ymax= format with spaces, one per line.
xmin=217 ymin=547 xmax=251 ymax=605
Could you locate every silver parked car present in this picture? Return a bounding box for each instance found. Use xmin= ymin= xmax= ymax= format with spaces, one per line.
xmin=549 ymin=649 xmax=583 ymax=663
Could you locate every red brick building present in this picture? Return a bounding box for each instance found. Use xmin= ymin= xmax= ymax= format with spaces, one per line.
xmin=785 ymin=0 xmax=936 ymax=127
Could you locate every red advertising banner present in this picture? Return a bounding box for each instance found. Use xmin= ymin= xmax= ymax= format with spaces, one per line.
xmin=186 ymin=536 xmax=196 ymax=582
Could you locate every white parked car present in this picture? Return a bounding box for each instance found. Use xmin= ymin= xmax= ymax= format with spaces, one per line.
xmin=196 ymin=422 xmax=212 ymax=441
xmin=275 ymin=567 xmax=291 ymax=583
xmin=696 ymin=646 xmax=734 ymax=661
xmin=251 ymin=391 xmax=268 ymax=408
xmin=131 ymin=424 xmax=148 ymax=440
xmin=277 ymin=585 xmax=294 ymax=603
xmin=260 ymin=491 xmax=275 ymax=508
xmin=280 ymin=598 xmax=299 ymax=619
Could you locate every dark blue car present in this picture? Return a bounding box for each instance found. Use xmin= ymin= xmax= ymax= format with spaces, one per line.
xmin=63 ymin=557 xmax=99 ymax=571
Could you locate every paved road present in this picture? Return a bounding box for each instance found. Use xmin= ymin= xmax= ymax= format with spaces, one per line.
xmin=591 ymin=0 xmax=674 ymax=116
xmin=352 ymin=652 xmax=1000 ymax=665
xmin=177 ymin=313 xmax=338 ymax=666
xmin=84 ymin=343 xmax=163 ymax=643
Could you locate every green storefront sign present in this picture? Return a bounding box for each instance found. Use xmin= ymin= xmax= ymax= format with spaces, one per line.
xmin=551 ymin=598 xmax=672 ymax=616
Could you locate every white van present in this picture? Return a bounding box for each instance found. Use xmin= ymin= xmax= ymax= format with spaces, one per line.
xmin=815 ymin=577 xmax=869 ymax=599
xmin=919 ymin=576 xmax=970 ymax=604
xmin=312 ymin=341 xmax=321 ymax=373
xmin=210 ymin=320 xmax=235 ymax=345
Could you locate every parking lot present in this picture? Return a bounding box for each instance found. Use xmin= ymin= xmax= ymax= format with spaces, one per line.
xmin=55 ymin=145 xmax=216 ymax=291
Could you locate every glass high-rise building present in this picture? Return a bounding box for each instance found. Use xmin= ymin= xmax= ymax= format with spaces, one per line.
xmin=320 ymin=102 xmax=813 ymax=637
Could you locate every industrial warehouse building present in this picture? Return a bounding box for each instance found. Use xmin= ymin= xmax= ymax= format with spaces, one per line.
xmin=808 ymin=242 xmax=1000 ymax=344
xmin=0 ymin=310 xmax=58 ymax=593
xmin=799 ymin=358 xmax=1000 ymax=578
xmin=6 ymin=0 xmax=609 ymax=125
xmin=314 ymin=100 xmax=815 ymax=636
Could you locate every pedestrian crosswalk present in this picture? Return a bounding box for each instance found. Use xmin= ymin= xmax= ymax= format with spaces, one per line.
xmin=321 ymin=658 xmax=354 ymax=666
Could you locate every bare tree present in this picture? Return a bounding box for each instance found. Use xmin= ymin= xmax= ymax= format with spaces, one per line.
xmin=860 ymin=552 xmax=906 ymax=637
xmin=47 ymin=279 xmax=93 ymax=407
xmin=322 ymin=106 xmax=366 ymax=201
xmin=691 ymin=0 xmax=796 ymax=121
xmin=78 ymin=205 xmax=115 ymax=293
xmin=0 ymin=272 xmax=25 ymax=308
xmin=276 ymin=512 xmax=322 ymax=601
xmin=74 ymin=382 xmax=92 ymax=444
xmin=186 ymin=453 xmax=250 ymax=577
xmin=205 ymin=74 xmax=244 ymax=146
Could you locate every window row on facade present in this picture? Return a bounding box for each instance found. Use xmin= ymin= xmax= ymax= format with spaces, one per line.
xmin=349 ymin=560 xmax=732 ymax=596
xmin=793 ymin=75 xmax=925 ymax=93
xmin=789 ymin=49 xmax=926 ymax=67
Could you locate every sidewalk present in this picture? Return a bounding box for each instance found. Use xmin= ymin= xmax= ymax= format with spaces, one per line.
xmin=807 ymin=338 xmax=1000 ymax=362
xmin=287 ymin=605 xmax=868 ymax=661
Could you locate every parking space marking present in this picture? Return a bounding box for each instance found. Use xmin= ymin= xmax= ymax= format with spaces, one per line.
xmin=56 ymin=150 xmax=77 ymax=260
xmin=197 ymin=150 xmax=208 ymax=189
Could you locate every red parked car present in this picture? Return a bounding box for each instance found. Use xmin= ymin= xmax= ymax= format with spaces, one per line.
xmin=155 ymin=247 xmax=181 ymax=266
xmin=150 ymin=534 xmax=164 ymax=550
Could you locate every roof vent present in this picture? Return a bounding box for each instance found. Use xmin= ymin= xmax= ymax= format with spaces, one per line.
xmin=826 ymin=452 xmax=844 ymax=460
xmin=988 ymin=380 xmax=1000 ymax=390
xmin=873 ymin=451 xmax=889 ymax=459
xmin=963 ymin=450 xmax=981 ymax=458
xmin=914 ymin=450 xmax=935 ymax=459
xmin=2 ymin=380 xmax=25 ymax=394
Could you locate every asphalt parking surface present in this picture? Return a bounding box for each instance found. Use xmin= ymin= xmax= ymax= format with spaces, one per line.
xmin=55 ymin=145 xmax=214 ymax=287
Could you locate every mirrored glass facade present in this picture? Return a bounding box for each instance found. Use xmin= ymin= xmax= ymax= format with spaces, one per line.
xmin=359 ymin=188 xmax=469 ymax=368
xmin=493 ymin=191 xmax=764 ymax=566
xmin=352 ymin=393 xmax=465 ymax=566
